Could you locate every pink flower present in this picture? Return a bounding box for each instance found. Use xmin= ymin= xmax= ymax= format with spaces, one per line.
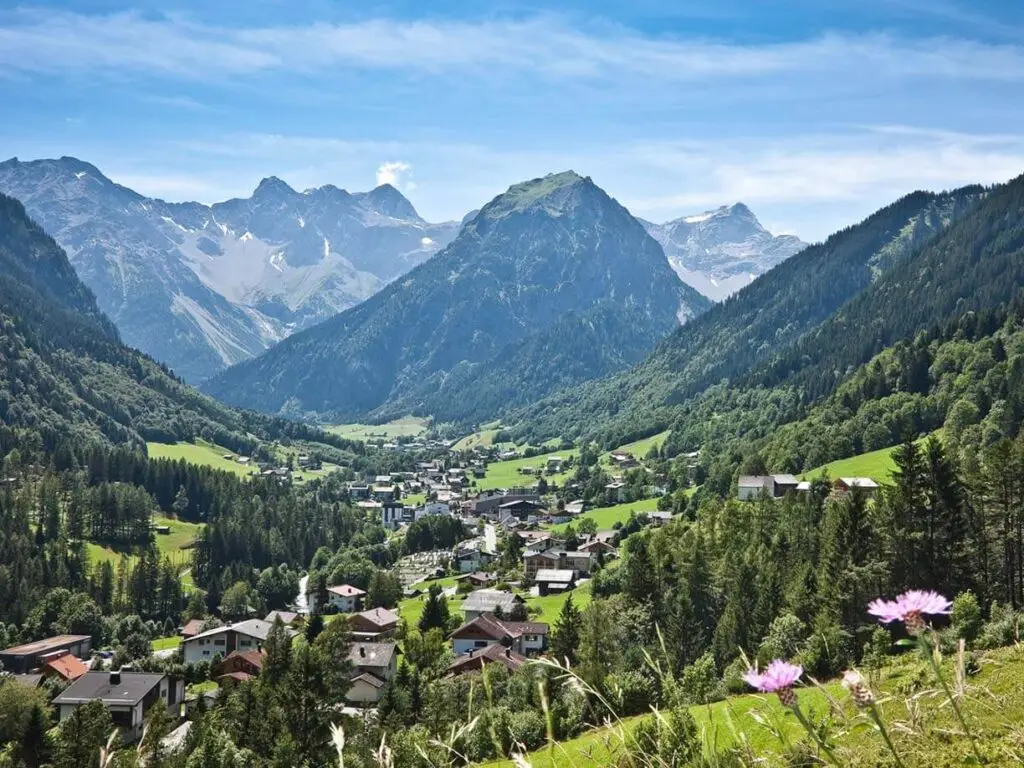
xmin=743 ymin=660 xmax=803 ymax=694
xmin=868 ymin=590 xmax=951 ymax=634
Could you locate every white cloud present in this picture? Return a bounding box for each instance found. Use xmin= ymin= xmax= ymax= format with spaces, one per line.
xmin=0 ymin=9 xmax=1023 ymax=84
xmin=376 ymin=161 xmax=412 ymax=189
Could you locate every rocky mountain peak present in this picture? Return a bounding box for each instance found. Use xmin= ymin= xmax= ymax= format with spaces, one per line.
xmin=358 ymin=183 xmax=420 ymax=220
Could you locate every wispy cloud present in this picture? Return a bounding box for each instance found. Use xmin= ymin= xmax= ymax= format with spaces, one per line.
xmin=375 ymin=161 xmax=413 ymax=190
xmin=1 ymin=8 xmax=1023 ymax=83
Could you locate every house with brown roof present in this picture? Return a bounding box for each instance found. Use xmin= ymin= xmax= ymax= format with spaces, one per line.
xmin=449 ymin=614 xmax=548 ymax=656
xmin=350 ymin=608 xmax=400 ymax=640
xmin=264 ymin=610 xmax=302 ymax=626
xmin=214 ymin=650 xmax=266 ymax=687
xmin=446 ymin=643 xmax=527 ymax=677
xmin=42 ymin=653 xmax=89 ymax=683
xmin=180 ymin=619 xmax=206 ymax=640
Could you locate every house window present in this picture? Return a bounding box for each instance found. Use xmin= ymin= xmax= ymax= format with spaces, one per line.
xmin=215 ymin=639 xmax=226 ymax=646
xmin=474 ymin=641 xmax=488 ymax=648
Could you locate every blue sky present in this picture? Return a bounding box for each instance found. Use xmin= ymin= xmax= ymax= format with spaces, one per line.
xmin=2 ymin=1 xmax=1023 ymax=240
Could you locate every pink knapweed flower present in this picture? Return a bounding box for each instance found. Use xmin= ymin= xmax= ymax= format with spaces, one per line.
xmin=743 ymin=660 xmax=803 ymax=706
xmin=841 ymin=669 xmax=875 ymax=708
xmin=868 ymin=590 xmax=951 ymax=634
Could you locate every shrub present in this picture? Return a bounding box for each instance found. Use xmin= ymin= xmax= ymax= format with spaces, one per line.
xmin=678 ymin=652 xmax=725 ymax=705
xmin=607 ymin=669 xmax=656 ymax=716
xmin=723 ymin=656 xmax=749 ymax=695
xmin=796 ymin=620 xmax=852 ymax=679
xmin=951 ymin=590 xmax=983 ymax=643
xmin=977 ymin=602 xmax=1022 ymax=649
xmin=630 ymin=705 xmax=700 ymax=767
xmin=757 ymin=613 xmax=807 ymax=665
xmin=508 ymin=710 xmax=546 ymax=753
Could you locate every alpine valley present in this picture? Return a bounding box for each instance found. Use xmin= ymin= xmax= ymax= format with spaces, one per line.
xmin=0 ymin=157 xmax=460 ymax=382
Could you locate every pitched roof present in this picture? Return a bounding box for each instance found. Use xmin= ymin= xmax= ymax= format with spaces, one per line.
xmin=535 ymin=569 xmax=576 ymax=583
xmin=354 ymin=607 xmax=399 ymax=628
xmin=221 ymin=650 xmax=266 ymax=670
xmin=838 ymin=477 xmax=880 ymax=489
xmin=264 ymin=611 xmax=300 ymax=625
xmin=44 ymin=653 xmax=88 ymax=681
xmin=187 ymin=619 xmax=280 ymax=644
xmin=350 ymin=672 xmax=387 ymax=689
xmin=461 ymin=589 xmax=522 ymax=614
xmin=348 ymin=642 xmax=397 ymax=669
xmin=328 ymin=584 xmax=367 ymax=598
xmin=54 ymin=672 xmax=165 ymax=707
xmin=447 ymin=643 xmax=527 ymax=676
xmin=181 ymin=619 xmax=206 ymax=638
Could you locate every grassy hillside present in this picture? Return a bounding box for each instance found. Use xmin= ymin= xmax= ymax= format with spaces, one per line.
xmin=478 ymin=644 xmax=1024 ymax=767
xmin=600 ymin=430 xmax=670 ymax=464
xmin=548 ymin=499 xmax=660 ymax=533
xmin=798 ymin=430 xmax=942 ymax=483
xmin=476 ymin=448 xmax=578 ymax=491
xmin=148 ymin=440 xmax=256 ymax=477
xmin=327 ymin=417 xmax=429 ymax=442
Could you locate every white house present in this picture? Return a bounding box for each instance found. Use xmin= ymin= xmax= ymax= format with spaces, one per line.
xmin=326 ymin=584 xmax=367 ymax=613
xmin=345 ymin=642 xmax=399 ymax=705
xmin=449 ymin=614 xmax=548 ymax=656
xmin=181 ymin=619 xmax=282 ymax=665
xmin=414 ymin=501 xmax=451 ymax=521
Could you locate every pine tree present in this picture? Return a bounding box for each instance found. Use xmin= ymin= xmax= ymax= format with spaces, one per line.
xmin=418 ymin=585 xmax=450 ymax=633
xmin=549 ymin=593 xmax=582 ymax=664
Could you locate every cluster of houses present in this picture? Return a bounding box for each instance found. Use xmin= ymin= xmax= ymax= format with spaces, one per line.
xmin=737 ymin=474 xmax=880 ymax=501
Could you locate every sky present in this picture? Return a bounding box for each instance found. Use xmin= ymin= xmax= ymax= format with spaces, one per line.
xmin=2 ymin=1 xmax=1024 ymax=240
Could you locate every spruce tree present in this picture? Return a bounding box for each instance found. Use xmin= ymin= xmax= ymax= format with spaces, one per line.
xmin=550 ymin=593 xmax=581 ymax=664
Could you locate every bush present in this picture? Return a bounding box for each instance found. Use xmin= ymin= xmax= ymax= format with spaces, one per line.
xmin=677 ymin=652 xmax=725 ymax=705
xmin=757 ymin=613 xmax=807 ymax=665
xmin=629 ymin=705 xmax=700 ymax=767
xmin=723 ymin=656 xmax=750 ymax=695
xmin=796 ymin=620 xmax=852 ymax=679
xmin=977 ymin=602 xmax=1022 ymax=650
xmin=607 ymin=669 xmax=656 ymax=716
xmin=951 ymin=591 xmax=983 ymax=643
xmin=508 ymin=710 xmax=546 ymax=753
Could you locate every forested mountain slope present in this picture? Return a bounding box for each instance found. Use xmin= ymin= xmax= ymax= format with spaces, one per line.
xmin=206 ymin=171 xmax=710 ymax=423
xmin=512 ymin=183 xmax=987 ymax=446
xmin=0 ymin=192 xmax=354 ymax=454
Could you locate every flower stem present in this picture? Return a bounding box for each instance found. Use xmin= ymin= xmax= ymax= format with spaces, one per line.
xmin=866 ymin=702 xmax=906 ymax=768
xmin=919 ymin=634 xmax=984 ymax=764
xmin=789 ymin=701 xmax=843 ymax=767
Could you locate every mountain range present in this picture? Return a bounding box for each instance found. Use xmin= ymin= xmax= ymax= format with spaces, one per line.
xmin=0 ymin=157 xmax=459 ymax=382
xmin=641 ymin=203 xmax=806 ymax=301
xmin=513 ymin=179 xmax=1003 ymax=448
xmin=205 ymin=171 xmax=711 ymax=423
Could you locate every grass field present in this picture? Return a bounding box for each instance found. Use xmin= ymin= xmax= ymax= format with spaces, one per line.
xmin=548 ymin=499 xmax=661 ymax=533
xmin=524 ymin=581 xmax=593 ymax=621
xmin=327 ymin=417 xmax=429 ymax=442
xmin=397 ymin=575 xmax=464 ymax=630
xmin=478 ymin=644 xmax=1024 ymax=767
xmin=799 ymin=430 xmax=942 ymax=483
xmin=148 ymin=440 xmax=255 ymax=477
xmin=151 ymin=635 xmax=182 ymax=652
xmin=600 ymin=430 xmax=670 ymax=465
xmin=476 ymin=448 xmax=578 ymax=491
xmin=85 ymin=514 xmax=203 ymax=568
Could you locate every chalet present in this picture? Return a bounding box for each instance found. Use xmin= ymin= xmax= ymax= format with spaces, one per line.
xmin=326 ymin=584 xmax=367 ymax=613
xmin=447 ymin=644 xmax=527 ymax=677
xmin=449 ymin=613 xmax=548 ymax=656
xmin=414 ymin=501 xmax=452 ymax=521
xmin=461 ymin=589 xmax=524 ymax=621
xmin=0 ymin=635 xmax=92 ymax=674
xmin=464 ymin=490 xmax=541 ymax=517
xmin=182 ymin=619 xmax=287 ymax=665
xmin=546 ymin=456 xmax=564 ymax=473
xmin=180 ymin=619 xmax=206 ymax=640
xmin=350 ymin=608 xmax=400 ymax=641
xmin=42 ymin=653 xmax=89 ymax=683
xmin=263 ymin=610 xmax=302 ymax=626
xmin=517 ymin=531 xmax=554 ymax=553
xmin=461 ymin=571 xmax=497 ymax=588
xmin=535 ymin=569 xmax=577 ymax=596
xmin=524 ymin=549 xmax=595 ymax=580
xmin=737 ymin=474 xmax=800 ymax=501
xmin=646 ymin=510 xmax=674 ymax=527
xmin=604 ymin=482 xmax=628 ymax=503
xmin=346 ymin=642 xmax=398 ymax=704
xmin=833 ymin=477 xmax=880 ymax=498
xmin=54 ymin=671 xmax=183 ymax=743
xmin=214 ymin=650 xmax=265 ymax=686
xmin=577 ymin=538 xmax=617 ymax=555
xmin=564 ymin=500 xmax=586 ymax=516
xmin=610 ymin=451 xmax=639 ymax=469
xmin=498 ymin=499 xmax=545 ymax=523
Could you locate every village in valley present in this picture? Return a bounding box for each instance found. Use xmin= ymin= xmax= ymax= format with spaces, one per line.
xmin=4 ymin=420 xmax=891 ymax=743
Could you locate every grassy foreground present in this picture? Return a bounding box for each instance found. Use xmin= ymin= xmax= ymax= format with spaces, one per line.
xmin=478 ymin=644 xmax=1024 ymax=767
xmin=476 ymin=448 xmax=578 ymax=491
xmin=148 ymin=439 xmax=255 ymax=477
